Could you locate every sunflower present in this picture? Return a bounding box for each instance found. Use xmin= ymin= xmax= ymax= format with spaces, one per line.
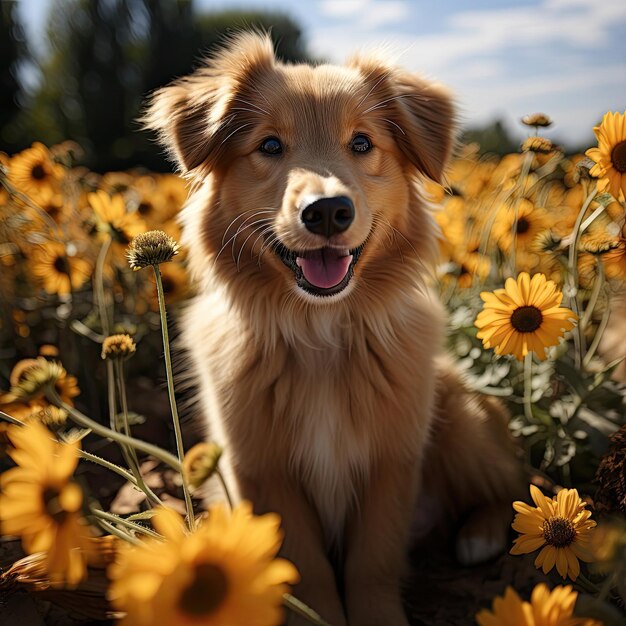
xmin=475 ymin=273 xmax=577 ymax=361
xmin=510 ymin=485 xmax=596 ymax=580
xmin=0 ymin=421 xmax=90 ymax=586
xmin=88 ymin=190 xmax=146 ymax=249
xmin=494 ymin=199 xmax=550 ymax=254
xmin=6 ymin=356 xmax=80 ymax=406
xmin=442 ymin=249 xmax=491 ymax=289
xmin=586 ymin=111 xmax=626 ymax=200
xmin=30 ymin=241 xmax=91 ymax=296
xmin=476 ymin=584 xmax=600 ymax=626
xmin=7 ymin=142 xmax=64 ymax=201
xmin=108 ymin=503 xmax=299 ymax=626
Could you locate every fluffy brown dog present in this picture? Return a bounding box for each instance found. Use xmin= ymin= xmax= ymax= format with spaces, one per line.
xmin=145 ymin=33 xmax=523 ymax=626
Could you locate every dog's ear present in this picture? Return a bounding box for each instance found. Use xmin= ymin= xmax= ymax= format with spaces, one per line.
xmin=349 ymin=57 xmax=456 ymax=183
xmin=142 ymin=31 xmax=275 ymax=177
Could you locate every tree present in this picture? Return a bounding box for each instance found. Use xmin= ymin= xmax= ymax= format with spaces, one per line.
xmin=0 ymin=1 xmax=30 ymax=153
xmin=25 ymin=1 xmax=312 ymax=171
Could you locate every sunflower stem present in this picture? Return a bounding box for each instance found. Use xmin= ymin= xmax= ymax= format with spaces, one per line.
xmin=583 ymin=286 xmax=612 ymax=368
xmin=576 ymin=572 xmax=600 ymax=595
xmin=78 ymin=449 xmax=139 ymax=485
xmin=152 ymin=263 xmax=195 ymax=531
xmin=93 ymin=517 xmax=142 ymax=545
xmin=89 ymin=506 xmax=163 ymax=540
xmin=523 ymin=353 xmax=535 ymax=423
xmin=580 ymin=258 xmax=605 ymax=331
xmin=112 ymin=360 xmax=161 ymax=507
xmin=508 ymin=151 xmax=534 ymax=277
xmin=283 ymin=594 xmax=332 ymax=626
xmin=566 ymin=185 xmax=597 ymax=369
xmin=597 ymin=571 xmax=616 ymax=603
xmin=94 ymin=236 xmax=112 ymax=335
xmin=216 ymin=468 xmax=235 ymax=510
xmin=46 ymin=388 xmax=183 ymax=470
xmin=0 ymin=410 xmax=26 ymax=426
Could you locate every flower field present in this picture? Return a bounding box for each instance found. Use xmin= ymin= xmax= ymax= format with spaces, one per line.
xmin=0 ymin=112 xmax=625 ymax=625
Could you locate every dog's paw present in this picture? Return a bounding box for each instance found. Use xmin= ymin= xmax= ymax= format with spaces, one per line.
xmin=455 ymin=504 xmax=510 ymax=566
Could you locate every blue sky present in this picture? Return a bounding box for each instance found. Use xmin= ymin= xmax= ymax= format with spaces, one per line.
xmin=18 ymin=0 xmax=626 ymax=147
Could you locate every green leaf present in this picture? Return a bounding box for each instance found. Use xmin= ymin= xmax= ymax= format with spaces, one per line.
xmin=126 ymin=510 xmax=157 ymax=522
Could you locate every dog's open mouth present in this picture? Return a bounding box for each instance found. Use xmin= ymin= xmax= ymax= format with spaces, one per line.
xmin=273 ymin=241 xmax=365 ymax=297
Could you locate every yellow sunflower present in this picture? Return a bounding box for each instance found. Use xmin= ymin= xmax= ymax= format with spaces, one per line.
xmin=476 ymin=584 xmax=601 ymax=626
xmin=586 ymin=111 xmax=626 ymax=200
xmin=7 ymin=142 xmax=64 ymax=201
xmin=30 ymin=242 xmax=92 ymax=296
xmin=475 ymin=273 xmax=577 ymax=361
xmin=88 ymin=189 xmax=146 ymax=248
xmin=510 ymin=485 xmax=596 ymax=580
xmin=442 ymin=249 xmax=491 ymax=289
xmin=6 ymin=356 xmax=80 ymax=407
xmin=108 ymin=503 xmax=299 ymax=626
xmin=494 ymin=199 xmax=550 ymax=253
xmin=0 ymin=421 xmax=90 ymax=586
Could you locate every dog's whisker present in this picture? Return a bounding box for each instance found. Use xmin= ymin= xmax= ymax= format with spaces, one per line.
xmin=214 ymin=214 xmax=273 ymax=266
xmin=221 ymin=209 xmax=276 ymax=246
xmin=356 ymin=71 xmax=391 ymax=110
xmin=250 ymin=225 xmax=275 ymax=261
xmin=235 ymin=97 xmax=269 ymax=116
xmin=220 ymin=122 xmax=253 ymax=146
xmin=381 ymin=117 xmax=406 ymax=135
xmin=361 ymin=94 xmax=411 ymax=115
xmin=236 ymin=222 xmax=274 ymax=271
xmin=230 ymin=218 xmax=272 ymax=264
xmin=258 ymin=233 xmax=279 ymax=265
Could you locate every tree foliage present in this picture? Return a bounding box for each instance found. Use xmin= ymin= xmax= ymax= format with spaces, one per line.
xmin=24 ymin=0 xmax=311 ymax=171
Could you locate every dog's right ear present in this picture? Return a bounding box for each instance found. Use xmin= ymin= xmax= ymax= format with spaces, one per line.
xmin=142 ymin=32 xmax=275 ymax=177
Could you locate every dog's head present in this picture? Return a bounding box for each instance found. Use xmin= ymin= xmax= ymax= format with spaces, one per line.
xmin=144 ymin=32 xmax=455 ymax=305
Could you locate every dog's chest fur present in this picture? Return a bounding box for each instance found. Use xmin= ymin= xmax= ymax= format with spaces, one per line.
xmin=184 ymin=288 xmax=442 ymax=543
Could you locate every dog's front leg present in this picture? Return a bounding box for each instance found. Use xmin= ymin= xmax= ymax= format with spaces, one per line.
xmin=239 ymin=474 xmax=347 ymax=626
xmin=343 ymin=459 xmax=418 ymax=626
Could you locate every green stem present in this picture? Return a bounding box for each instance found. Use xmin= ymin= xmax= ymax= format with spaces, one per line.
xmin=46 ymin=388 xmax=182 ymax=470
xmin=216 ymin=468 xmax=235 ymax=510
xmin=597 ymin=572 xmax=616 ymax=603
xmin=93 ymin=517 xmax=141 ymax=545
xmin=0 ymin=410 xmax=25 ymax=426
xmin=583 ymin=286 xmax=611 ymax=368
xmin=566 ymin=185 xmax=597 ymax=369
xmin=523 ymin=353 xmax=534 ymax=423
xmin=580 ymin=258 xmax=605 ymax=331
xmin=283 ymin=594 xmax=332 ymax=626
xmin=95 ymin=237 xmax=112 ymax=335
xmin=153 ymin=264 xmax=195 ymax=530
xmin=509 ymin=151 xmax=534 ymax=276
xmin=576 ymin=572 xmax=600 ymax=595
xmin=90 ymin=506 xmax=162 ymax=540
xmin=78 ymin=449 xmax=139 ymax=486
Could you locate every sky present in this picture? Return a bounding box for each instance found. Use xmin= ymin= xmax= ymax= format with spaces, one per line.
xmin=17 ymin=0 xmax=626 ymax=148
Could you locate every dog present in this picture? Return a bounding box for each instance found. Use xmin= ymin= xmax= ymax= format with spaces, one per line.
xmin=144 ymin=32 xmax=523 ymax=626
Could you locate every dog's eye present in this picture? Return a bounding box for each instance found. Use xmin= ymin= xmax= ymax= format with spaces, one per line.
xmin=259 ymin=137 xmax=283 ymax=155
xmin=350 ymin=134 xmax=372 ymax=153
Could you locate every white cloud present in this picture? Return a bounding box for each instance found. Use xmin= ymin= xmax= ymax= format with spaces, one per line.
xmin=318 ymin=0 xmax=411 ymax=30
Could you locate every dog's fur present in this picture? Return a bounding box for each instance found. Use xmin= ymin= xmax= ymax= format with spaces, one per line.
xmin=145 ymin=33 xmax=523 ymax=626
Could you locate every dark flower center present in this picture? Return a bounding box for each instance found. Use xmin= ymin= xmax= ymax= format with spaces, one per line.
xmin=110 ymin=226 xmax=130 ymax=244
xmin=516 ymin=217 xmax=530 ymax=234
xmin=179 ymin=562 xmax=229 ymax=617
xmin=31 ymin=164 xmax=46 ymax=180
xmin=611 ymin=140 xmax=626 ymax=174
xmin=137 ymin=202 xmax=152 ymax=216
xmin=53 ymin=255 xmax=69 ymax=275
xmin=543 ymin=516 xmax=576 ymax=548
xmin=511 ymin=305 xmax=543 ymax=333
xmin=42 ymin=486 xmax=68 ymax=523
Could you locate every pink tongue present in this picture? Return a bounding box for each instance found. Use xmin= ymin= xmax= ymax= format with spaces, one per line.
xmin=296 ymin=249 xmax=353 ymax=289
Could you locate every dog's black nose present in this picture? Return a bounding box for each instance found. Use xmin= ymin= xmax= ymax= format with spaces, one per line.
xmin=301 ymin=196 xmax=355 ymax=238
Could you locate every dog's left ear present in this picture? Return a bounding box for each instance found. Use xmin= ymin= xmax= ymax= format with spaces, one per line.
xmin=390 ymin=72 xmax=456 ymax=183
xmin=350 ymin=58 xmax=456 ymax=183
